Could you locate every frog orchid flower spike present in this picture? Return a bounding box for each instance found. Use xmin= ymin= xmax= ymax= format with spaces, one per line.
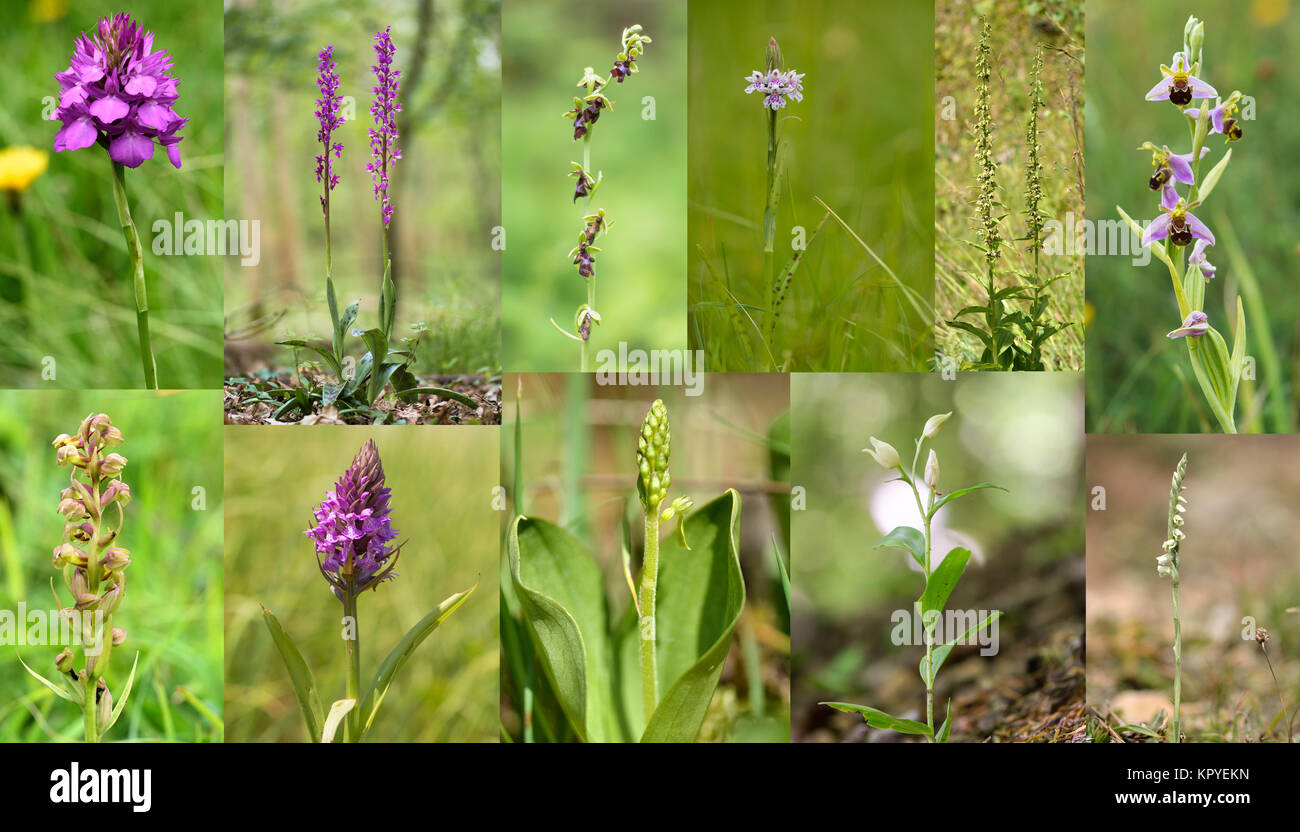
xmin=1167 ymin=310 xmax=1209 ymax=340
xmin=1141 ymin=142 xmax=1209 ymax=192
xmin=1185 ymin=93 xmax=1245 ymax=143
xmin=1145 ymin=51 xmax=1217 ymax=106
xmin=1143 ymin=191 xmax=1214 ymax=249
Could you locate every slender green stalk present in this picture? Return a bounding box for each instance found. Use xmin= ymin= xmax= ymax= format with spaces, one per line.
xmin=343 ymin=578 xmax=361 ymax=743
xmin=638 ymin=511 xmax=661 ymax=718
xmin=763 ymin=105 xmax=777 ymax=253
xmin=922 ymin=503 xmax=935 ymax=738
xmin=107 ymin=159 xmax=157 ymax=389
xmin=1170 ymin=573 xmax=1182 ymax=742
xmin=1159 ymin=453 xmax=1189 ymax=742
xmin=84 ymin=678 xmax=99 ymax=743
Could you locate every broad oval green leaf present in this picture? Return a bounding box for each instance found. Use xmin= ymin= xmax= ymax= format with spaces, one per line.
xmin=927 ymin=610 xmax=1004 ymax=685
xmin=357 ymin=579 xmax=478 ymax=739
xmin=920 ymin=547 xmax=972 ymax=618
xmin=261 ymin=606 xmax=325 ymax=743
xmin=821 ymin=701 xmax=932 ymax=736
xmin=641 ymin=489 xmax=746 ymax=743
xmin=874 ymin=525 xmax=925 ymax=567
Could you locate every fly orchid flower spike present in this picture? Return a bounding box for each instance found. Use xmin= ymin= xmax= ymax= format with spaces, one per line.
xmin=563 ymin=26 xmax=651 ymax=141
xmin=52 ymin=13 xmax=186 ymax=168
xmin=307 ymin=440 xmax=404 ymax=600
xmin=1145 ymin=50 xmax=1217 ymax=107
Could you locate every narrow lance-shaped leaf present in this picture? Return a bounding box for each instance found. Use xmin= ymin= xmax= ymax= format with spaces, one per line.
xmin=821 ymin=702 xmax=932 ymax=736
xmin=261 ymin=606 xmax=325 ymax=742
xmin=101 ymin=651 xmax=140 ymax=735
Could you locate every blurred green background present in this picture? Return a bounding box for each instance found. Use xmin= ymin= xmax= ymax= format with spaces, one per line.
xmin=501 ymin=0 xmax=686 ymax=371
xmin=688 ymin=0 xmax=933 ymax=372
xmin=224 ymin=0 xmax=500 ymax=377
xmin=500 ymin=373 xmax=790 ymax=741
xmin=792 ymin=373 xmax=1085 ymax=741
xmin=1086 ymin=0 xmax=1300 ymax=431
xmin=0 ymin=390 xmax=223 ymax=742
xmin=0 ymin=0 xmax=224 ymax=388
xmin=224 ymin=426 xmax=498 ymax=742
xmin=1087 ymin=436 xmax=1300 ymax=741
xmin=935 ymin=0 xmax=1085 ymax=370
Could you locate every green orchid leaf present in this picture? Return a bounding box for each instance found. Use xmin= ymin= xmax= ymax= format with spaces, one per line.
xmin=928 ymin=610 xmax=1003 ymax=684
xmin=936 ymin=699 xmax=953 ymax=743
xmin=261 ymin=606 xmax=325 ymax=742
xmin=929 ymin=483 xmax=1006 ymax=515
xmin=277 ymin=338 xmax=343 ymax=379
xmin=401 ymin=386 xmax=482 ymax=410
xmin=642 ymin=489 xmax=745 ymax=743
xmin=357 ymin=579 xmax=478 ymax=739
xmin=17 ymin=652 xmax=81 ymax=704
xmin=821 ymin=702 xmax=932 ymax=736
xmin=1198 ymin=147 xmax=1232 ymax=202
xmin=875 ymin=525 xmax=925 ymax=567
xmin=508 ymin=514 xmax=622 ymax=742
xmin=1229 ymin=295 xmax=1246 ymax=401
xmin=920 ymin=547 xmax=971 ymax=619
xmin=101 ymin=651 xmax=140 ymax=735
xmin=321 ymin=698 xmax=356 ymax=743
xmin=339 ymin=300 xmax=360 ymax=339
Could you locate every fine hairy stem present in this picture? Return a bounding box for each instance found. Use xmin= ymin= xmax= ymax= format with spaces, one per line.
xmin=108 ymin=159 xmax=157 ymax=390
xmin=638 ymin=511 xmax=661 ymax=719
xmin=343 ymin=579 xmax=361 ymax=742
xmin=1170 ymin=572 xmax=1182 ymax=743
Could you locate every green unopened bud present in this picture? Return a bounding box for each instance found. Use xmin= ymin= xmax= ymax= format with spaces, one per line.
xmin=863 ymin=437 xmax=900 ymax=469
xmin=924 ymin=450 xmax=940 ymax=491
xmin=922 ymin=411 xmax=952 ymax=439
xmin=111 ymin=627 xmax=126 ymax=646
xmin=96 ymin=682 xmax=112 ymax=728
xmin=661 ymin=496 xmax=695 ymax=551
xmin=766 ymin=36 xmax=783 ymax=73
xmin=1188 ymin=20 xmax=1204 ymax=70
xmin=55 ymin=648 xmax=76 ymax=673
xmin=636 ymin=399 xmax=671 ymax=511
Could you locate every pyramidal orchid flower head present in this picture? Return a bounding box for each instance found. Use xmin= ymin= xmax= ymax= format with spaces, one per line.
xmin=366 ymin=26 xmax=402 ymax=228
xmin=1167 ymin=310 xmax=1210 ymax=339
xmin=306 ymin=439 xmax=403 ymax=599
xmin=1145 ymin=51 xmax=1217 ymax=106
xmin=52 ymin=12 xmax=186 ymax=169
xmin=1143 ymin=196 xmax=1214 ymax=248
xmin=314 ymin=45 xmax=344 ymax=213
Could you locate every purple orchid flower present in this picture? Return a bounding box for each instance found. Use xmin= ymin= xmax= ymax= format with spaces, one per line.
xmin=314 ymin=45 xmax=344 ymax=215
xmin=1184 ymin=99 xmax=1244 ymax=142
xmin=306 ymin=440 xmax=402 ymax=599
xmin=744 ymin=69 xmax=805 ymax=111
xmin=1143 ymin=194 xmax=1215 ymax=248
xmin=366 ymin=27 xmax=402 ymax=228
xmin=1144 ymin=143 xmax=1209 ymax=191
xmin=52 ymin=13 xmax=186 ymax=168
xmin=1167 ymin=310 xmax=1210 ymax=339
xmin=1188 ymin=238 xmax=1217 ymax=280
xmin=1145 ymin=51 xmax=1217 ymax=106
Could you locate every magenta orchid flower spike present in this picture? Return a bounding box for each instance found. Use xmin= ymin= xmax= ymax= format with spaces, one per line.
xmin=307 ymin=439 xmax=402 ymax=599
xmin=52 ymin=13 xmax=186 ymax=169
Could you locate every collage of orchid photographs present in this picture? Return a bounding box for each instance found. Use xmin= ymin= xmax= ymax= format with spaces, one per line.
xmin=0 ymin=0 xmax=1296 ymax=796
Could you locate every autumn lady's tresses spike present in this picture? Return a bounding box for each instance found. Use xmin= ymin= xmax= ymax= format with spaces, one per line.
xmin=38 ymin=414 xmax=138 ymax=742
xmin=314 ymin=45 xmax=344 ymax=214
xmin=1158 ymin=453 xmax=1189 ymax=742
xmin=306 ymin=439 xmax=402 ymax=598
xmin=52 ymin=13 xmax=186 ymax=169
xmin=366 ymin=27 xmax=402 ymax=228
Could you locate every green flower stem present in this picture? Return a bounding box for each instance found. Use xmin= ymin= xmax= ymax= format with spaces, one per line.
xmin=83 ymin=676 xmax=98 ymax=743
xmin=922 ymin=502 xmax=935 ymax=740
xmin=343 ymin=578 xmax=361 ymax=743
xmin=762 ymin=107 xmax=777 ymax=253
xmin=1170 ymin=571 xmax=1182 ymax=743
xmin=108 ymin=159 xmax=157 ymax=390
xmin=638 ymin=510 xmax=661 ymax=719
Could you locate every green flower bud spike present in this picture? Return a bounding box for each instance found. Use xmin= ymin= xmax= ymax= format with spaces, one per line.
xmin=635 ymin=399 xmax=671 ymax=720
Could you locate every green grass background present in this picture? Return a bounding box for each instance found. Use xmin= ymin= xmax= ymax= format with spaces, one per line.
xmin=0 ymin=390 xmax=223 ymax=742
xmin=0 ymin=1 xmax=224 ymax=388
xmin=688 ymin=0 xmax=933 ymax=372
xmin=223 ymin=0 xmax=501 ymax=376
xmin=1086 ymin=0 xmax=1300 ymax=431
xmin=224 ymin=426 xmax=498 ymax=742
xmin=501 ymin=0 xmax=687 ymax=371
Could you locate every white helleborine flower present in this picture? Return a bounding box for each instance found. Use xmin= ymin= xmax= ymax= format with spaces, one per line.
xmin=863 ymin=437 xmax=900 ymax=470
xmin=924 ymin=450 xmax=939 ymax=490
xmin=922 ymin=412 xmax=952 ymax=439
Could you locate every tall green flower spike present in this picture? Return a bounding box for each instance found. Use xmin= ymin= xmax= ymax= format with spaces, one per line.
xmin=1157 ymin=453 xmax=1189 ymax=742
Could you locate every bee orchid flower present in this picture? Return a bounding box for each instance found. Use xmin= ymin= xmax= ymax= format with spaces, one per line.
xmin=1145 ymin=51 xmax=1217 ymax=106
xmin=1167 ymin=310 xmax=1209 ymax=339
xmin=1143 ymin=195 xmax=1214 ymax=248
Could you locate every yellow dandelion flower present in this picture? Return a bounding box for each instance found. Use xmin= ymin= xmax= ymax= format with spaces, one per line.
xmin=0 ymin=146 xmax=50 ymax=193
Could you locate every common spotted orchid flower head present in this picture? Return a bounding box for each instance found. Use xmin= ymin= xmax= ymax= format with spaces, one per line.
xmin=366 ymin=26 xmax=402 ymax=227
xmin=1145 ymin=51 xmax=1217 ymax=106
xmin=1143 ymin=193 xmax=1214 ymax=248
xmin=306 ymin=440 xmax=402 ymax=599
xmin=1167 ymin=310 xmax=1209 ymax=339
xmin=743 ymin=69 xmax=805 ymax=110
xmin=314 ymin=45 xmax=344 ymax=213
xmin=52 ymin=12 xmax=187 ymax=168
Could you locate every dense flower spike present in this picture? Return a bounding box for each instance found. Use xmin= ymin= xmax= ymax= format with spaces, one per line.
xmin=972 ymin=20 xmax=1001 ymax=264
xmin=742 ymin=68 xmax=805 ymax=110
xmin=1144 ymin=51 xmax=1217 ymax=106
xmin=367 ymin=27 xmax=402 ymax=227
xmin=52 ymin=13 xmax=186 ymax=168
xmin=314 ymin=45 xmax=344 ymax=213
xmin=306 ymin=440 xmax=402 ymax=598
xmin=636 ymin=399 xmax=671 ymax=512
